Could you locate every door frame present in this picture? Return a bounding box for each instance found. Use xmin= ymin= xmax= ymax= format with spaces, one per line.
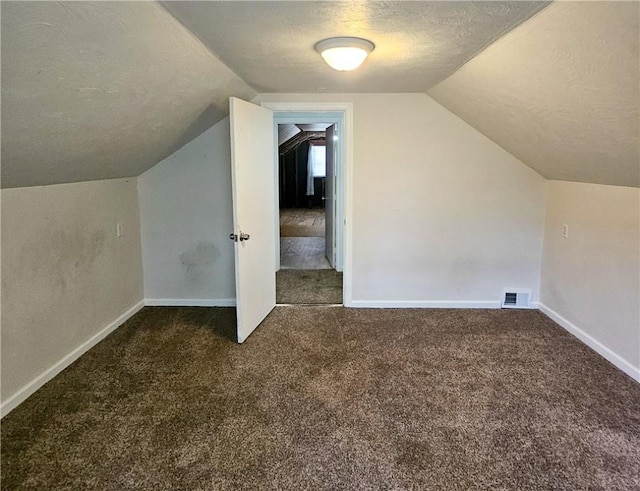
xmin=260 ymin=102 xmax=354 ymax=307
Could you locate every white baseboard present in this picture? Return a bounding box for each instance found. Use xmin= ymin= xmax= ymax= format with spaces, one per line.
xmin=538 ymin=302 xmax=640 ymax=383
xmin=349 ymin=300 xmax=501 ymax=309
xmin=144 ymin=298 xmax=236 ymax=307
xmin=0 ymin=300 xmax=145 ymax=418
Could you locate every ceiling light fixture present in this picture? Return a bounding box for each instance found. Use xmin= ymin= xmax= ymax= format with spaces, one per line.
xmin=315 ymin=37 xmax=375 ymax=71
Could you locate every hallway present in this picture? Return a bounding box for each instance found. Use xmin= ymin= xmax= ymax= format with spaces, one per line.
xmin=279 ymin=208 xmax=331 ymax=270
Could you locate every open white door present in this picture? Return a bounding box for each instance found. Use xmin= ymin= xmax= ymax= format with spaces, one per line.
xmin=229 ymin=97 xmax=276 ymax=343
xmin=325 ymin=124 xmax=336 ymax=268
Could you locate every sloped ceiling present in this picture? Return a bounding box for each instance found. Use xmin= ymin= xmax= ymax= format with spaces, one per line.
xmin=428 ymin=1 xmax=640 ymax=187
xmin=2 ymin=1 xmax=636 ymax=189
xmin=278 ymin=123 xmax=331 ymax=154
xmin=278 ymin=123 xmax=330 ymax=147
xmin=162 ymin=1 xmax=548 ymax=93
xmin=1 ymin=1 xmax=256 ymax=188
xmin=278 ymin=124 xmax=301 ymax=147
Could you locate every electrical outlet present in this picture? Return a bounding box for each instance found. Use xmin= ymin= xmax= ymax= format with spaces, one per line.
xmin=561 ymin=224 xmax=569 ymax=238
xmin=116 ymin=222 xmax=123 ymax=237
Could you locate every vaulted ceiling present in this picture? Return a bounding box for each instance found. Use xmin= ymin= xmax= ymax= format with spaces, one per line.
xmin=1 ymin=1 xmax=638 ymax=189
xmin=428 ymin=1 xmax=640 ymax=187
xmin=1 ymin=1 xmax=256 ymax=188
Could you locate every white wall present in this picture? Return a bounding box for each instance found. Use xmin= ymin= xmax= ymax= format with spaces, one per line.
xmin=138 ymin=118 xmax=235 ymax=305
xmin=257 ymin=93 xmax=547 ymax=307
xmin=1 ymin=178 xmax=143 ymax=414
xmin=540 ymin=181 xmax=640 ymax=380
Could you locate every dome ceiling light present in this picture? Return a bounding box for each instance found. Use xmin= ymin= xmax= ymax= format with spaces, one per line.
xmin=314 ymin=37 xmax=375 ymax=71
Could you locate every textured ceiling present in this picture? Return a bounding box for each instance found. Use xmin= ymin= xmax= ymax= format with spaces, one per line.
xmin=1 ymin=1 xmax=256 ymax=188
xmin=161 ymin=1 xmax=548 ymax=93
xmin=2 ymin=1 xmax=635 ymax=190
xmin=428 ymin=1 xmax=640 ymax=188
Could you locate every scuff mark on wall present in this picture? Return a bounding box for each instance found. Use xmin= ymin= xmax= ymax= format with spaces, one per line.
xmin=179 ymin=241 xmax=220 ymax=282
xmin=1 ymin=178 xmax=144 ymax=404
xmin=11 ymin=224 xmax=108 ymax=299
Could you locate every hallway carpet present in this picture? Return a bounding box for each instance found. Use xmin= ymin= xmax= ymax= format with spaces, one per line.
xmin=280 ymin=237 xmax=331 ymax=269
xmin=276 ymin=269 xmax=343 ymax=304
xmin=2 ymin=307 xmax=640 ymax=490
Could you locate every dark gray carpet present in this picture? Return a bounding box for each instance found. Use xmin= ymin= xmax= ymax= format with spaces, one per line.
xmin=279 ymin=238 xmax=332 ymax=269
xmin=276 ymin=269 xmax=342 ymax=304
xmin=2 ymin=307 xmax=640 ymax=490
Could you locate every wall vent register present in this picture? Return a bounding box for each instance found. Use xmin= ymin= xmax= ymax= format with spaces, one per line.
xmin=501 ymin=289 xmax=532 ymax=309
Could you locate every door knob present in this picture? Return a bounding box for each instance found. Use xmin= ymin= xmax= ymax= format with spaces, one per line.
xmin=229 ymin=232 xmax=250 ymax=242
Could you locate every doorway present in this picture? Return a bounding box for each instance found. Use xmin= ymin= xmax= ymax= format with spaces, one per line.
xmin=278 ymin=123 xmax=330 ymax=268
xmin=273 ymin=115 xmax=344 ymax=305
xmin=275 ymin=121 xmax=342 ymax=304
